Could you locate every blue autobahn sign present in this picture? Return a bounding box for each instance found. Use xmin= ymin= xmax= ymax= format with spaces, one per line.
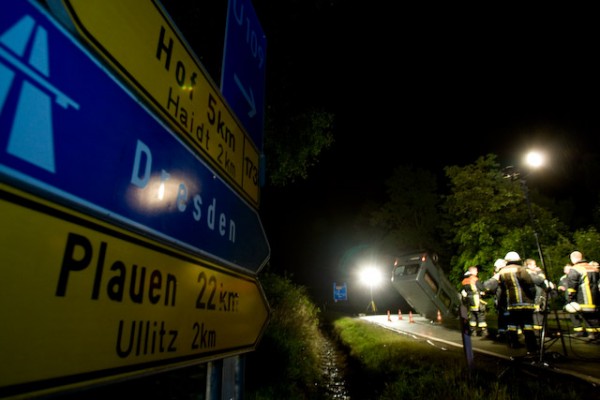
xmin=221 ymin=0 xmax=267 ymax=150
xmin=0 ymin=0 xmax=270 ymax=274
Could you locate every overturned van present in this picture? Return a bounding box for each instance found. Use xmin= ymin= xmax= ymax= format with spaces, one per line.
xmin=390 ymin=251 xmax=460 ymax=322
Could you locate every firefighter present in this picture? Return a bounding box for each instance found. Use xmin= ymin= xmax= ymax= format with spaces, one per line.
xmin=524 ymin=258 xmax=546 ymax=336
xmin=566 ymin=251 xmax=600 ymax=340
xmin=461 ymin=265 xmax=488 ymax=337
xmin=558 ymin=264 xmax=583 ymax=336
xmin=485 ymin=252 xmax=547 ymax=355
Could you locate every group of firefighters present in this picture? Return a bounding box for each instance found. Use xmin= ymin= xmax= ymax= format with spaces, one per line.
xmin=460 ymin=250 xmax=599 ymax=356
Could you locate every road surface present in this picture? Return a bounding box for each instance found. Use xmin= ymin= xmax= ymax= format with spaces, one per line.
xmin=360 ymin=312 xmax=600 ymax=385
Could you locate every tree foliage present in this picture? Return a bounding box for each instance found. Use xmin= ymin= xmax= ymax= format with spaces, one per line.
xmin=443 ymin=155 xmax=526 ymax=281
xmin=369 ymin=165 xmax=443 ymax=256
xmin=371 ymin=153 xmax=599 ymax=287
xmin=246 ymin=271 xmax=327 ymax=399
xmin=264 ymin=109 xmax=334 ymax=186
xmin=572 ymin=227 xmax=600 ymax=263
xmin=442 ymin=154 xmax=573 ymax=282
xmin=256 ymin=0 xmax=337 ymax=187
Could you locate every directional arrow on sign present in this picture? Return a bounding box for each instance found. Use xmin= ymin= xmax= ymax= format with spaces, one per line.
xmin=234 ymin=74 xmax=257 ymax=118
xmin=221 ymin=0 xmax=267 ymax=150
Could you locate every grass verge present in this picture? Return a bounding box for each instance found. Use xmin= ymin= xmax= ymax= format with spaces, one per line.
xmin=325 ymin=312 xmax=594 ymax=400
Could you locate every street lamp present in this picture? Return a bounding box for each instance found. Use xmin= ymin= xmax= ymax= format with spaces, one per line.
xmin=524 ymin=150 xmax=545 ymax=169
xmin=359 ymin=266 xmax=382 ymax=313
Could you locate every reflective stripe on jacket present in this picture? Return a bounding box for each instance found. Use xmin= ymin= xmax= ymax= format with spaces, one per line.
xmin=484 ymin=264 xmax=543 ymax=310
xmin=461 ymin=275 xmax=484 ymax=311
xmin=567 ymin=262 xmax=599 ymax=312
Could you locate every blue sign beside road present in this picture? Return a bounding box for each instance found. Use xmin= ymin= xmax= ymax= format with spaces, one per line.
xmin=0 ymin=1 xmax=270 ymax=273
xmin=221 ymin=0 xmax=267 ymax=150
xmin=333 ymin=282 xmax=348 ymax=302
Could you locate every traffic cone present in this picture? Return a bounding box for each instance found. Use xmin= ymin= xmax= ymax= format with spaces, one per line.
xmin=437 ymin=310 xmax=442 ymax=324
xmin=409 ymin=311 xmax=415 ymax=323
xmin=387 ymin=310 xmax=391 ymax=322
xmin=398 ymin=310 xmax=403 ymax=320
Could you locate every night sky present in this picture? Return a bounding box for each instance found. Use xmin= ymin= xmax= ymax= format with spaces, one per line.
xmin=163 ymin=1 xmax=600 ymax=312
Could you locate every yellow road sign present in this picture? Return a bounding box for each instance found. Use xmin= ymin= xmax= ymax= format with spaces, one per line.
xmin=0 ymin=184 xmax=270 ymax=398
xmin=47 ymin=0 xmax=261 ymax=208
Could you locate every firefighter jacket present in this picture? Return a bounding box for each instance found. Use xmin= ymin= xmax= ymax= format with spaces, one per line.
xmin=558 ymin=273 xmax=568 ymax=294
xmin=558 ymin=273 xmax=571 ymax=302
xmin=531 ymin=268 xmax=548 ymax=312
xmin=567 ymin=261 xmax=599 ymax=313
xmin=461 ymin=275 xmax=486 ymax=312
xmin=484 ymin=273 xmax=507 ymax=313
xmin=484 ymin=263 xmax=545 ymax=310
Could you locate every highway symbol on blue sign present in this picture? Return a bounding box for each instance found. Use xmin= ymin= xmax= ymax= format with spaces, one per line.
xmin=221 ymin=0 xmax=267 ymax=150
xmin=0 ymin=0 xmax=270 ymax=274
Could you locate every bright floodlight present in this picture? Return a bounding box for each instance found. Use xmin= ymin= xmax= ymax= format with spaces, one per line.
xmin=525 ymin=151 xmax=545 ymax=169
xmin=360 ymin=266 xmax=382 ymax=313
xmin=360 ymin=266 xmax=382 ymax=287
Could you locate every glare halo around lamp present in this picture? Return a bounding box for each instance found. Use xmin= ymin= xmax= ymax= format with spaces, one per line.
xmin=360 ymin=266 xmax=382 ymax=313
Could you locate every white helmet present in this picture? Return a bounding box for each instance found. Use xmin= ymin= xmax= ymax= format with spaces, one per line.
xmin=505 ymin=251 xmax=521 ymax=262
xmin=494 ymin=258 xmax=506 ymax=272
